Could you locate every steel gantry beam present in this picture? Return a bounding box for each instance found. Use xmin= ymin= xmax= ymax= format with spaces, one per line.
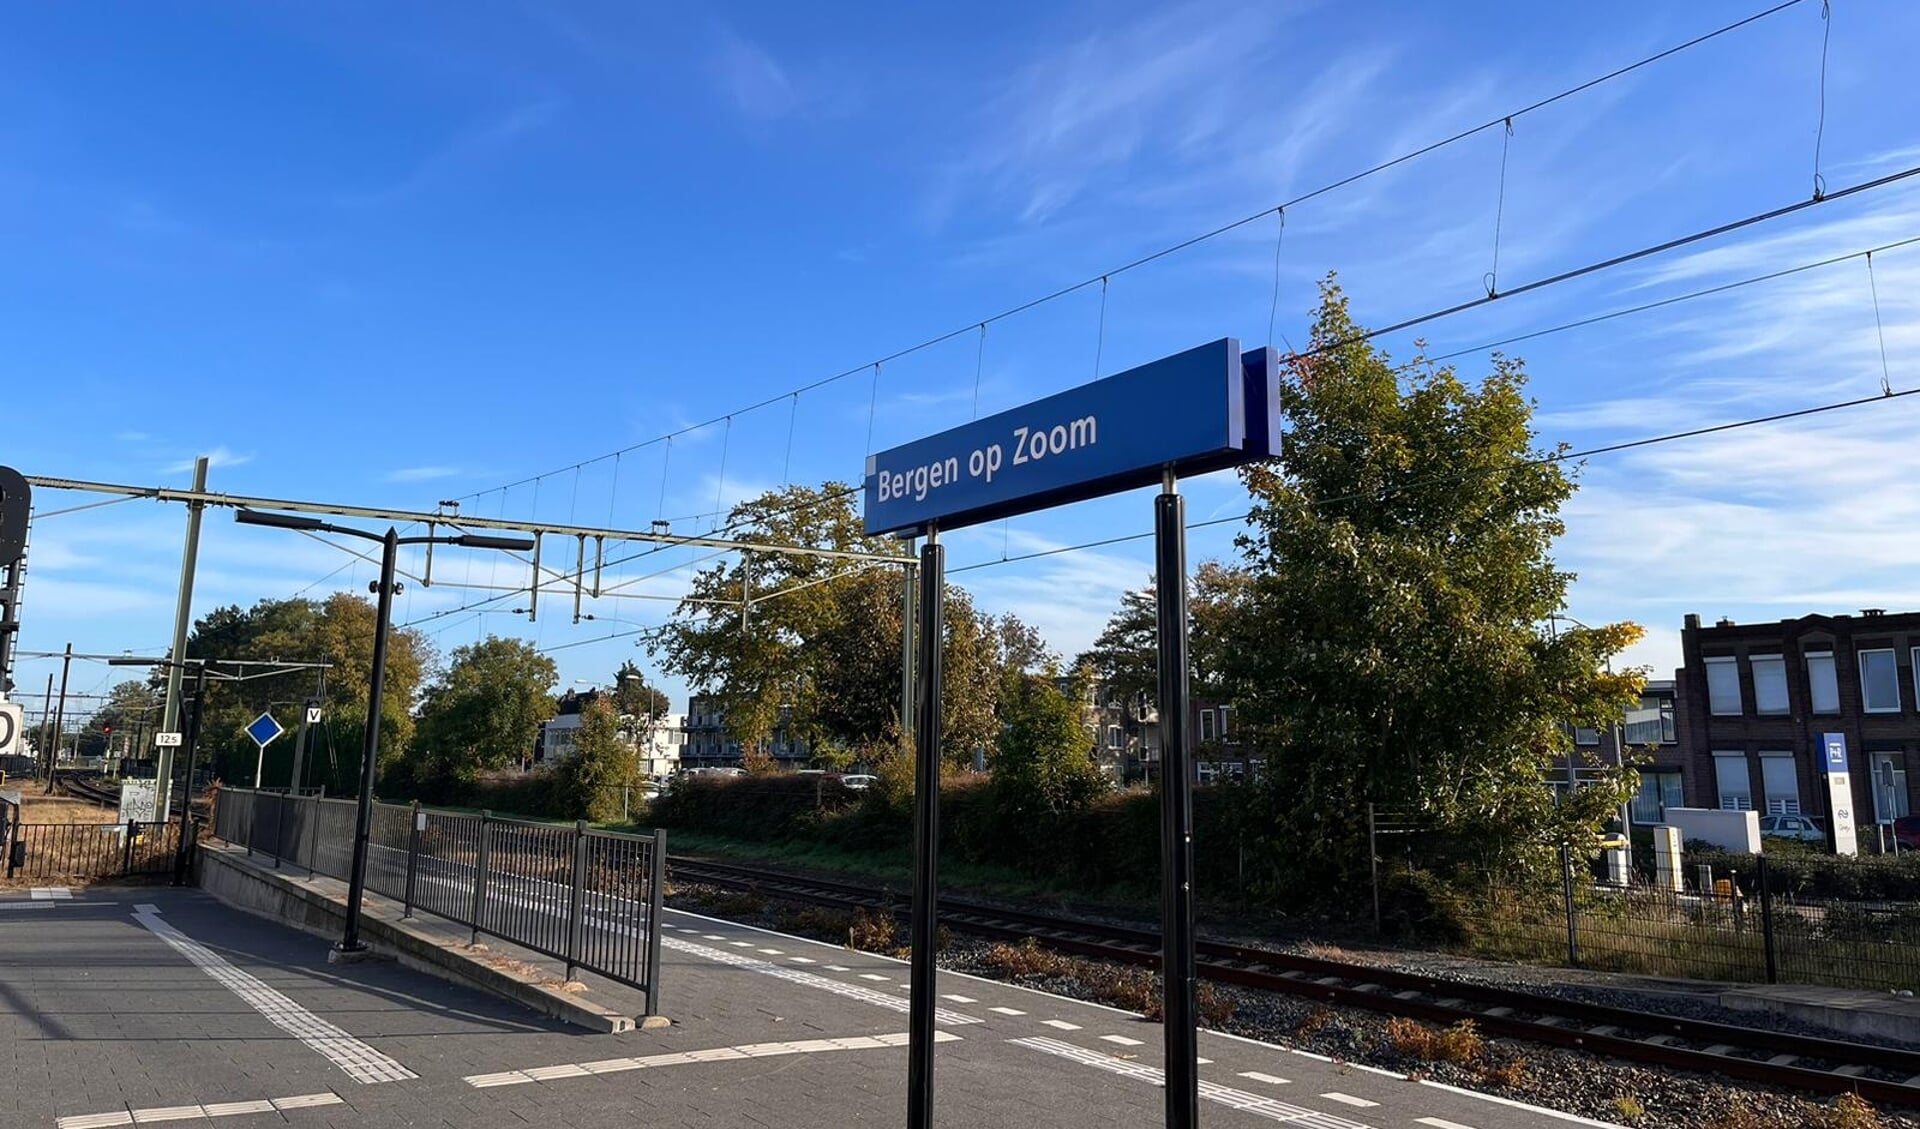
xmin=23 ymin=475 xmax=914 ymax=565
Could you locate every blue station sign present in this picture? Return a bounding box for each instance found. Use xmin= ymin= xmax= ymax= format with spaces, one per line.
xmin=863 ymin=339 xmax=1280 ymax=537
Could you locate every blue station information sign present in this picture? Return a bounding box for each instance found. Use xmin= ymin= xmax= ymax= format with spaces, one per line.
xmin=863 ymin=338 xmax=1280 ymax=537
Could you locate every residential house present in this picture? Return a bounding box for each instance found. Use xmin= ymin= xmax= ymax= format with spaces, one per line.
xmin=536 ymin=689 xmax=686 ymax=780
xmin=682 ymin=694 xmax=811 ymax=770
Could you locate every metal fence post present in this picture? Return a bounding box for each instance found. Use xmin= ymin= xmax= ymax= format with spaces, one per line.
xmin=565 ymin=820 xmax=587 ymax=982
xmin=645 ymin=828 xmax=666 ymax=1019
xmin=123 ymin=821 xmax=136 ymax=876
xmin=245 ymin=790 xmax=254 ymax=857
xmin=272 ymin=791 xmax=286 ymax=869
xmin=303 ymin=794 xmax=319 ymax=874
xmin=470 ymin=810 xmax=491 ymax=945
xmin=1757 ymin=855 xmax=1778 ymax=984
xmin=403 ymin=801 xmax=420 ymax=920
xmin=1368 ymin=803 xmax=1382 ymax=935
xmin=4 ymin=802 xmax=19 ymax=879
xmin=1561 ymin=843 xmax=1580 ymax=967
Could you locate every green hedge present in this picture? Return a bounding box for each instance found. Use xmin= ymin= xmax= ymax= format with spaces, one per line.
xmin=648 ymin=773 xmax=1263 ymax=903
xmin=1687 ymin=844 xmax=1920 ymax=901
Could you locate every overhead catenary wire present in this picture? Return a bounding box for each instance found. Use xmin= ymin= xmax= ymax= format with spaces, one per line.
xmin=415 ymin=164 xmax=1920 ymax=611
xmin=948 ymin=385 xmax=1920 ymax=577
xmin=449 ymin=0 xmax=1811 ymax=506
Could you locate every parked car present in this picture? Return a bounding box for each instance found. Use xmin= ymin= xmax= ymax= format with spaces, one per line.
xmin=1892 ymin=815 xmax=1920 ymax=850
xmin=841 ymin=774 xmax=878 ymax=791
xmin=1757 ymin=814 xmax=1828 ymax=842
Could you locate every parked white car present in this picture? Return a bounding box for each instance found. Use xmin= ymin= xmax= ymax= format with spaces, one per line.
xmin=1757 ymin=814 xmax=1827 ymax=842
xmin=841 ymin=774 xmax=877 ymax=791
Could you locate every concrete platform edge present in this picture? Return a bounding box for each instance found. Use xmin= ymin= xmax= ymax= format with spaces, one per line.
xmin=194 ymin=841 xmax=638 ymax=1034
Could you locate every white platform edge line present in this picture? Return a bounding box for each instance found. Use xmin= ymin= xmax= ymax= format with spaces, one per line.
xmin=663 ymin=904 xmax=1630 ymax=1129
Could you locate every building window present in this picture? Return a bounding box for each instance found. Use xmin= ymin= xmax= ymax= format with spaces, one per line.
xmin=1107 ymin=725 xmax=1123 ymax=749
xmin=1706 ymin=656 xmax=1742 ymax=716
xmin=1714 ymin=753 xmax=1753 ymax=811
xmin=1200 ymin=710 xmax=1216 ymax=741
xmin=1216 ymin=707 xmax=1231 ymax=739
xmin=1750 ymin=655 xmax=1788 ymax=715
xmin=1631 ymin=771 xmax=1684 ymax=824
xmin=1861 ymin=649 xmax=1901 ymax=713
xmin=1807 ymin=652 xmax=1839 ymax=714
xmin=1872 ymin=752 xmax=1910 ymax=822
xmin=1624 ymin=696 xmax=1676 ymax=745
xmin=1758 ymin=753 xmax=1799 ymax=815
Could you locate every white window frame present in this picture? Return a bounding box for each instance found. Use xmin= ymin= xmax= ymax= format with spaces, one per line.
xmin=1758 ymin=752 xmax=1800 ymax=815
xmin=1107 ymin=725 xmax=1123 ymax=749
xmin=1806 ymin=651 xmax=1839 ymax=714
xmin=1714 ymin=752 xmax=1753 ymax=811
xmin=1860 ymin=649 xmax=1902 ymax=714
xmin=1573 ymin=726 xmax=1600 ymax=746
xmin=1705 ymin=656 xmax=1743 ymax=716
xmin=1216 ymin=707 xmax=1231 ymax=739
xmin=1750 ymin=654 xmax=1789 ymax=715
xmin=1199 ymin=710 xmax=1216 ymax=741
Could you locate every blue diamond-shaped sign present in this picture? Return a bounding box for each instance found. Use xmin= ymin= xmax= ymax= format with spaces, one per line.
xmin=245 ymin=711 xmax=286 ymax=749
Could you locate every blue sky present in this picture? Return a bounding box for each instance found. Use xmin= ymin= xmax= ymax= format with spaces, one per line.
xmin=6 ymin=1 xmax=1920 ymax=716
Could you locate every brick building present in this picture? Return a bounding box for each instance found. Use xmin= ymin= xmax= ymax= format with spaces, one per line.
xmin=1675 ymin=609 xmax=1920 ymax=836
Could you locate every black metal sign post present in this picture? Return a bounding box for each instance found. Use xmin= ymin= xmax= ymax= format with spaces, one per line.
xmin=906 ymin=527 xmax=945 ymax=1129
xmin=1155 ymin=471 xmax=1199 ymax=1129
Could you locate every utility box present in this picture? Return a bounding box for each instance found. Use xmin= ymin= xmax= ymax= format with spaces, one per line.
xmin=1664 ymin=807 xmax=1762 ymax=854
xmin=1651 ymin=825 xmax=1684 ymax=892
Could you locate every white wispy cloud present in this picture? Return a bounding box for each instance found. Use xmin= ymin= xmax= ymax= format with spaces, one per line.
xmin=163 ymin=446 xmax=251 ymax=474
xmin=385 ymin=465 xmax=463 ymax=483
xmin=713 ymin=34 xmax=798 ymax=122
xmin=334 ymin=98 xmax=563 ymax=208
xmin=930 ymin=3 xmax=1308 ymax=228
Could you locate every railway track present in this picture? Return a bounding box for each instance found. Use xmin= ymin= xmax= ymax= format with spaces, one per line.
xmin=669 ymin=855 xmax=1920 ymax=1108
xmin=54 ymin=772 xmax=120 ymax=807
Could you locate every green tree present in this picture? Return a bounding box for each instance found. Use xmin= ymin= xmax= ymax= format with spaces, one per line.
xmin=990 ymin=674 xmax=1108 ymax=851
xmin=80 ymin=680 xmax=161 ymax=758
xmin=610 ymin=661 xmax=670 ymax=722
xmin=1224 ymin=278 xmax=1643 ymax=898
xmin=175 ymin=594 xmax=431 ymax=794
xmin=408 ymin=636 xmax=558 ymax=799
xmin=658 ymin=482 xmax=1007 ymax=767
xmin=555 ymin=698 xmax=639 ymax=822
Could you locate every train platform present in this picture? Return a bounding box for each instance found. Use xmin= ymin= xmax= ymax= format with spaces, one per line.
xmin=0 ymin=882 xmax=1625 ymax=1129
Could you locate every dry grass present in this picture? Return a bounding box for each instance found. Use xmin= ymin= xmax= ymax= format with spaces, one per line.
xmin=1383 ymin=1017 xmax=1485 ymax=1066
xmin=682 ymin=887 xmax=768 ymax=918
xmin=18 ymin=793 xmax=119 ymax=825
xmin=1700 ymin=1094 xmax=1883 ymax=1129
xmin=1295 ymin=1005 xmax=1335 ymax=1038
xmin=981 ymin=938 xmax=1235 ymax=1026
xmin=1479 ymin=1055 xmax=1531 ymax=1089
xmin=1612 ymin=1094 xmax=1646 ymax=1124
xmin=1818 ymin=1094 xmax=1885 ymax=1129
xmin=848 ymin=908 xmax=898 ymax=951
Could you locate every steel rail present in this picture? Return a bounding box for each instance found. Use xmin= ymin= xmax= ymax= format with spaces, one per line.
xmin=669 ymin=856 xmax=1920 ymax=1107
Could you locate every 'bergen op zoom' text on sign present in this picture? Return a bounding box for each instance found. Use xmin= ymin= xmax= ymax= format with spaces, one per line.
xmin=863 ymin=339 xmax=1278 ymax=536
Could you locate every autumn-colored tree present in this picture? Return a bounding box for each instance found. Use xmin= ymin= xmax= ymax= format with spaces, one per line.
xmin=174 ymin=593 xmax=431 ymax=793
xmin=658 ymin=483 xmax=1009 ymax=767
xmin=555 ymin=698 xmax=639 ymax=823
xmin=1224 ymin=278 xmax=1643 ymax=895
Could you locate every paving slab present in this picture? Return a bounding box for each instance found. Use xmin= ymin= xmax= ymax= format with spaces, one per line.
xmin=0 ymin=885 xmax=1625 ymax=1129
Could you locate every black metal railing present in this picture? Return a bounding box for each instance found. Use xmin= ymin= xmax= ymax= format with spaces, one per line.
xmin=3 ymin=817 xmax=184 ymax=880
xmin=211 ymin=788 xmax=665 ymax=1013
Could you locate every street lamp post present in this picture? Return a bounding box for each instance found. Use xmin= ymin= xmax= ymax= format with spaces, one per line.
xmin=235 ymin=509 xmax=534 ymax=960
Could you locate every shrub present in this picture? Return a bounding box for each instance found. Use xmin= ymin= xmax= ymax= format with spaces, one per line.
xmin=1384 ymin=1018 xmax=1484 ymax=1066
